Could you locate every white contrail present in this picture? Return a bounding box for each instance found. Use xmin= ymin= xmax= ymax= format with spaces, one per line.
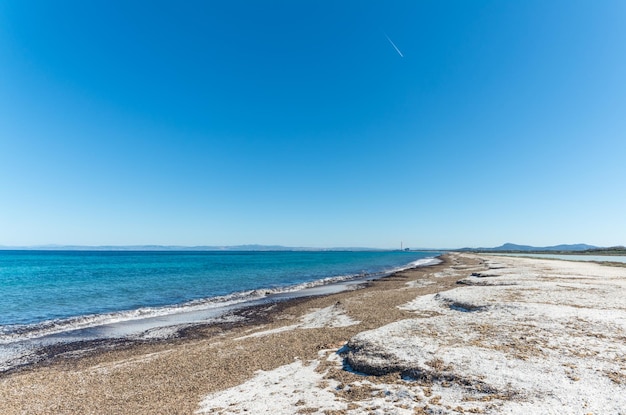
xmin=384 ymin=33 xmax=404 ymax=58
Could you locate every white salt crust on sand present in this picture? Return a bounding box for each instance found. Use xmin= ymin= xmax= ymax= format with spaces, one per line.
xmin=346 ymin=256 xmax=626 ymax=414
xmin=234 ymin=303 xmax=359 ymax=340
xmin=198 ymin=349 xmax=461 ymax=415
xmin=198 ymin=255 xmax=626 ymax=415
xmin=196 ymin=352 xmax=346 ymax=414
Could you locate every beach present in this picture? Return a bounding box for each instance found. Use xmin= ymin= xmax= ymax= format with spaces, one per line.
xmin=1 ymin=253 xmax=624 ymax=414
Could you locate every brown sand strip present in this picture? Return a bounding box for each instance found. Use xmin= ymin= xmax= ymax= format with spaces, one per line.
xmin=0 ymin=253 xmax=483 ymax=415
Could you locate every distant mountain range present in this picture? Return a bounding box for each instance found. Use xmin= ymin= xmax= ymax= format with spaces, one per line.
xmin=459 ymin=243 xmax=599 ymax=252
xmin=0 ymin=244 xmax=384 ymax=252
xmin=2 ymin=243 xmax=621 ymax=253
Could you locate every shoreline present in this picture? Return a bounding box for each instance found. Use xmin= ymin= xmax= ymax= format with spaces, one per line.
xmin=0 ymin=254 xmax=441 ymax=374
xmin=0 ymin=255 xmax=444 ymax=377
xmin=2 ymin=253 xmax=624 ymax=414
xmin=0 ymin=254 xmax=461 ymax=414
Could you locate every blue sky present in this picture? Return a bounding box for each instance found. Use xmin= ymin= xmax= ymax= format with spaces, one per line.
xmin=1 ymin=0 xmax=625 ymax=249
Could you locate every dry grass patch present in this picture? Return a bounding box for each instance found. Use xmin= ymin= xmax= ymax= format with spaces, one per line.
xmin=606 ymin=370 xmax=626 ymax=384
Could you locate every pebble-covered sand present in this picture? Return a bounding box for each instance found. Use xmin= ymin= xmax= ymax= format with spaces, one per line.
xmin=1 ymin=254 xmax=625 ymax=414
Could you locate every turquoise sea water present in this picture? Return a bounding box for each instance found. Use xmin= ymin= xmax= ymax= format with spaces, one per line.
xmin=0 ymin=250 xmax=438 ymax=363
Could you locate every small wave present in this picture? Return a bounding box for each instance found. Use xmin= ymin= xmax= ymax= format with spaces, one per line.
xmin=0 ymin=254 xmax=440 ymax=344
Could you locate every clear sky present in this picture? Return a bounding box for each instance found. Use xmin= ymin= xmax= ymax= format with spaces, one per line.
xmin=1 ymin=1 xmax=625 ymax=249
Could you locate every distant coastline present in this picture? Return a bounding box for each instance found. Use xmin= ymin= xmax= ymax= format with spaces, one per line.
xmin=0 ymin=244 xmax=391 ymax=252
xmin=461 ymin=247 xmax=626 ymax=256
xmin=456 ymin=242 xmax=626 ymax=256
xmin=2 ymin=242 xmax=624 ymax=255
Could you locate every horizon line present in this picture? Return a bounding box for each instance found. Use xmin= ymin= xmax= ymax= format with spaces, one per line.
xmin=0 ymin=244 xmax=444 ymax=252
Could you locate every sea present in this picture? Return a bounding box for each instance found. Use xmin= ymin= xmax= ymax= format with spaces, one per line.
xmin=491 ymin=253 xmax=626 ymax=264
xmin=0 ymin=249 xmax=440 ymax=371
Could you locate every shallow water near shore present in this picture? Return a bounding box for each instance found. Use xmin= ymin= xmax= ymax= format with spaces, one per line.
xmin=491 ymin=252 xmax=626 ymax=263
xmin=0 ymin=250 xmax=439 ymax=371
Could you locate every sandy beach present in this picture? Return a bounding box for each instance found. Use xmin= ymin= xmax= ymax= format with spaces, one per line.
xmin=1 ymin=253 xmax=624 ymax=414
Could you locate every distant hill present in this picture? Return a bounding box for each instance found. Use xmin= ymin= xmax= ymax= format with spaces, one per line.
xmin=0 ymin=244 xmax=384 ymax=252
xmin=459 ymin=243 xmax=599 ymax=252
